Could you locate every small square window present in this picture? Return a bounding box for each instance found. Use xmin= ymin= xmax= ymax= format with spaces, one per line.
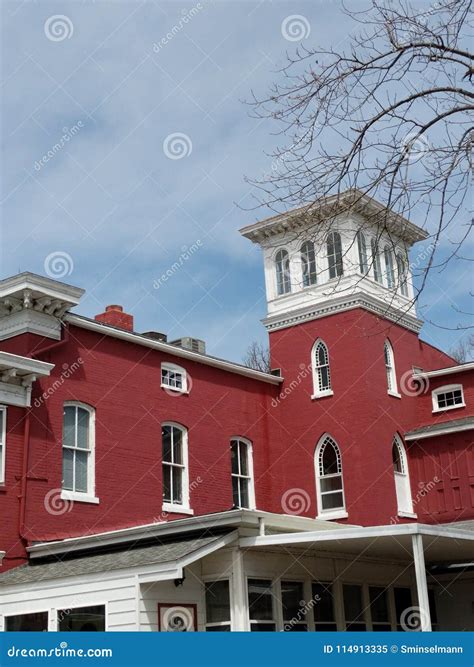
xmin=433 ymin=385 xmax=464 ymax=412
xmin=161 ymin=364 xmax=187 ymax=393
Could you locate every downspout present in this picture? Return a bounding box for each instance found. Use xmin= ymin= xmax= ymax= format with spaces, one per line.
xmin=18 ymin=409 xmax=31 ymax=541
xmin=19 ymin=323 xmax=70 ymax=542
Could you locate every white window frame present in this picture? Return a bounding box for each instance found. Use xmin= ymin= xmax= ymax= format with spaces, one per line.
xmin=61 ymin=401 xmax=98 ymax=505
xmin=392 ymin=434 xmax=416 ymax=518
xmin=230 ymin=437 xmax=256 ymax=510
xmin=384 ymin=246 xmax=396 ymax=289
xmin=315 ymin=434 xmax=348 ymax=520
xmin=161 ymin=362 xmax=188 ymax=394
xmin=384 ymin=340 xmax=400 ymax=398
xmin=311 ymin=339 xmax=333 ymax=399
xmin=301 ymin=241 xmax=317 ymax=287
xmin=275 ymin=249 xmax=291 ymax=296
xmin=0 ymin=406 xmax=6 ymax=485
xmin=371 ymin=238 xmax=383 ymax=283
xmin=432 ymin=384 xmax=465 ymax=413
xmin=326 ymin=231 xmax=344 ymax=280
xmin=162 ymin=421 xmax=193 ymax=515
xmin=356 ymin=231 xmax=368 ymax=275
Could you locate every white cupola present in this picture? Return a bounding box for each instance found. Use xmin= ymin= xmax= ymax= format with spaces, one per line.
xmin=240 ymin=190 xmax=427 ymax=333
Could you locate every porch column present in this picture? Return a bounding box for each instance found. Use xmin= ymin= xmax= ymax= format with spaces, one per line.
xmin=231 ymin=548 xmax=249 ymax=631
xmin=412 ymin=533 xmax=432 ymax=631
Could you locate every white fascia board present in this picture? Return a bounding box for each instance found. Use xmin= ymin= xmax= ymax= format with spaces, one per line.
xmin=239 ymin=523 xmax=474 ymax=548
xmin=27 ymin=510 xmax=342 ymax=559
xmin=66 ymin=314 xmax=283 ymax=386
xmin=413 ymin=362 xmax=474 ymax=379
xmin=405 ymin=422 xmax=474 ymax=441
xmin=0 ymin=352 xmax=54 ymax=377
xmin=0 ymin=273 xmax=84 ymax=304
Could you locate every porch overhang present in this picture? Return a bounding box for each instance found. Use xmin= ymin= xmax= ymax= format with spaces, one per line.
xmin=239 ymin=522 xmax=474 ymax=564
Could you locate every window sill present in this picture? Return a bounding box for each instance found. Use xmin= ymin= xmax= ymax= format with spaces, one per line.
xmin=317 ymin=510 xmax=348 ymax=521
xmin=61 ymin=491 xmax=99 ymax=505
xmin=432 ymin=403 xmax=465 ymax=414
xmin=388 ymin=390 xmax=401 ymax=399
xmin=162 ymin=503 xmax=194 ymax=515
xmin=160 ymin=384 xmax=189 ymax=395
xmin=311 ymin=390 xmax=334 ymax=400
xmin=398 ymin=511 xmax=417 ymax=519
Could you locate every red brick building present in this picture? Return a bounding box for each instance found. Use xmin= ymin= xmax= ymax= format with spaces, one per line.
xmin=0 ymin=191 xmax=472 ymax=632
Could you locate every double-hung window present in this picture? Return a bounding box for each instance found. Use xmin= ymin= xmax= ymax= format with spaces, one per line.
xmin=230 ymin=438 xmax=255 ymax=509
xmin=62 ymin=403 xmax=96 ymax=500
xmin=248 ymin=579 xmax=276 ymax=631
xmin=205 ymin=580 xmax=231 ymax=631
xmin=281 ymin=581 xmax=307 ymax=631
xmin=162 ymin=423 xmax=190 ymax=511
xmin=327 ymin=232 xmax=343 ymax=279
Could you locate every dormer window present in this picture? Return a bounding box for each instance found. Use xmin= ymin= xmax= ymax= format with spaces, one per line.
xmin=161 ymin=363 xmax=188 ymax=393
xmin=432 ymin=385 xmax=465 ymax=413
xmin=275 ymin=249 xmax=291 ymax=295
xmin=327 ymin=232 xmax=343 ymax=279
xmin=301 ymin=241 xmax=317 ymax=287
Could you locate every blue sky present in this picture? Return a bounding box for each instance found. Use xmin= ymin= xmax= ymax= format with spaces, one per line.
xmin=1 ymin=0 xmax=472 ymax=362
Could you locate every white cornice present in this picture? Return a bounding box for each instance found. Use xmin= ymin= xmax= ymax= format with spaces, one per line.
xmin=0 ymin=353 xmax=54 ymax=407
xmin=65 ymin=314 xmax=283 ymax=386
xmin=240 ymin=190 xmax=428 ymax=246
xmin=413 ymin=362 xmax=474 ymax=379
xmin=263 ymin=291 xmax=423 ymax=334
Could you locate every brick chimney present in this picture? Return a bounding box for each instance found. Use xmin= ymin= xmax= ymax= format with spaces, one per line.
xmin=95 ymin=305 xmax=134 ymax=332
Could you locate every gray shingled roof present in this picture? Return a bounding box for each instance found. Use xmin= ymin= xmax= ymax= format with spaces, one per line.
xmin=405 ymin=416 xmax=474 ymax=439
xmin=0 ymin=534 xmax=227 ymax=587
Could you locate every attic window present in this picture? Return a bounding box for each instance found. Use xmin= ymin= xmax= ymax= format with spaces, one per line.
xmin=432 ymin=385 xmax=465 ymax=413
xmin=161 ymin=363 xmax=188 ymax=393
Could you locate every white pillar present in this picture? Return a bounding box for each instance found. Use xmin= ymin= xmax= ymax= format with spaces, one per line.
xmin=231 ymin=548 xmax=249 ymax=631
xmin=412 ymin=533 xmax=432 ymax=631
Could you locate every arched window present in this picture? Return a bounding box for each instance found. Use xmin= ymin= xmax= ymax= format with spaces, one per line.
xmin=326 ymin=232 xmax=343 ymax=279
xmin=371 ymin=238 xmax=382 ymax=283
xmin=384 ymin=246 xmax=395 ymax=288
xmin=230 ymin=437 xmax=255 ymax=509
xmin=315 ymin=434 xmax=346 ymax=516
xmin=392 ymin=435 xmax=414 ymax=516
xmin=62 ymin=402 xmax=96 ymax=499
xmin=312 ymin=339 xmax=332 ymax=397
xmin=356 ymin=231 xmax=368 ymax=275
xmin=275 ymin=249 xmax=291 ymax=296
xmin=301 ymin=241 xmax=317 ymax=287
xmin=396 ymin=253 xmax=409 ymax=297
xmin=384 ymin=340 xmax=398 ymax=395
xmin=162 ymin=422 xmax=190 ymax=511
